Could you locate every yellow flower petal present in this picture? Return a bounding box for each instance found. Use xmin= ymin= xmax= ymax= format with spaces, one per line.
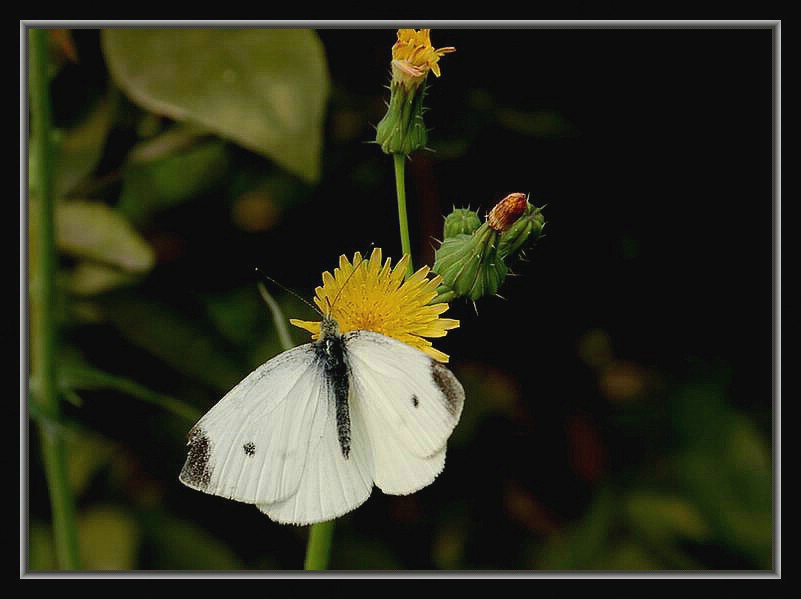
xmin=391 ymin=29 xmax=454 ymax=86
xmin=289 ymin=319 xmax=321 ymax=337
xmin=290 ymin=250 xmax=459 ymax=362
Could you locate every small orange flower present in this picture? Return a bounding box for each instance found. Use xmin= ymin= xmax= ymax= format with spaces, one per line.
xmin=391 ymin=29 xmax=455 ymax=89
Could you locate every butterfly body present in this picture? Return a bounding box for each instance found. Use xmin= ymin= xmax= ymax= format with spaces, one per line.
xmin=180 ymin=317 xmax=464 ymax=525
xmin=313 ymin=317 xmax=351 ymax=459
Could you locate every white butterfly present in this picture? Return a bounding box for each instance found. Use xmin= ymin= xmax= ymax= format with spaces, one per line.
xmin=179 ymin=314 xmax=465 ymax=525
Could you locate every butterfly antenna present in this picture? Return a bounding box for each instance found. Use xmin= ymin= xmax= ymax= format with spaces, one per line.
xmin=254 ymin=268 xmax=323 ymax=318
xmin=327 ymin=257 xmax=367 ymax=314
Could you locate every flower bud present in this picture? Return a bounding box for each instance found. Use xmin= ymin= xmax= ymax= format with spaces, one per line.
xmin=375 ymin=30 xmax=455 ymax=155
xmin=375 ymin=84 xmax=429 ymax=155
xmin=487 ymin=193 xmax=528 ymax=232
xmin=433 ymin=194 xmax=547 ymax=303
xmin=433 ymin=224 xmax=508 ymax=301
xmin=498 ymin=202 xmax=546 ymax=261
xmin=443 ymin=208 xmax=481 ymax=239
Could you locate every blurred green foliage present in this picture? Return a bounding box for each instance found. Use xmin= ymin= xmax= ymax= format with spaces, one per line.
xmin=102 ymin=29 xmax=329 ymax=182
xmin=531 ymin=379 xmax=772 ymax=570
xmin=26 ymin=28 xmax=773 ymax=572
xmin=118 ymin=138 xmax=230 ymax=225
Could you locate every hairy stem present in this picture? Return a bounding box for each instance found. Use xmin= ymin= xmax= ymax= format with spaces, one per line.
xmin=29 ymin=28 xmax=81 ymax=570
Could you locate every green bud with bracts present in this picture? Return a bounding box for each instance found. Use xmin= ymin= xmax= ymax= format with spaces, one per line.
xmin=433 ymin=224 xmax=507 ymax=301
xmin=375 ymin=82 xmax=429 ymax=155
xmin=498 ymin=202 xmax=546 ymax=261
xmin=443 ymin=208 xmax=482 ymax=239
xmin=432 ymin=193 xmax=545 ymax=303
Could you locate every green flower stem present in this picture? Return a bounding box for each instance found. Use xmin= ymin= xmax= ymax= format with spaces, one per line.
xmin=256 ymin=282 xmax=335 ymax=570
xmin=304 ymin=519 xmax=336 ymax=570
xmin=393 ymin=153 xmax=414 ymax=278
xmin=29 ymin=29 xmax=82 ymax=570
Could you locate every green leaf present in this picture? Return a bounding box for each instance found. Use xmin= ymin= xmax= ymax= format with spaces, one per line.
xmin=204 ymin=286 xmax=294 ymax=369
xmin=118 ymin=139 xmax=229 ymax=225
xmin=126 ymin=122 xmax=208 ymax=164
xmin=670 ymin=383 xmax=772 ymax=566
xmin=29 ymin=521 xmax=58 ymax=571
xmin=56 ymin=200 xmax=155 ymax=273
xmin=677 ymin=416 xmax=772 ymax=567
xmin=65 ymin=432 xmax=117 ymax=497
xmin=625 ymin=491 xmax=711 ymax=543
xmin=99 ymin=295 xmax=245 ymax=392
xmin=78 ymin=505 xmax=141 ymax=570
xmin=593 ymin=540 xmax=662 ymax=570
xmin=68 ymin=261 xmax=137 ymax=296
xmin=102 ymin=29 xmax=330 ymax=183
xmin=537 ymin=487 xmax=615 ymax=569
xmin=139 ymin=511 xmax=243 ymax=570
xmin=328 ymin=533 xmax=402 ymax=570
xmin=53 ymin=92 xmax=116 ymax=199
xmin=59 ymin=360 xmax=200 ymax=422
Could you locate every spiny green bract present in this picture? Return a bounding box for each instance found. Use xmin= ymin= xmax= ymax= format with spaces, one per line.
xmin=433 ymin=201 xmax=545 ymax=302
xmin=375 ymin=81 xmax=429 ymax=155
xmin=443 ymin=208 xmax=482 ymax=239
xmin=498 ymin=203 xmax=545 ymax=261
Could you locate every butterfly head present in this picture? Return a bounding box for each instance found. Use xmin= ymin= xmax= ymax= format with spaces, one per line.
xmin=320 ymin=311 xmax=341 ymax=340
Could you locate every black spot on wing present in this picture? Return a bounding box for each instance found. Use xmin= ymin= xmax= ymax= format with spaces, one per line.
xmin=412 ymin=395 xmax=419 ymax=408
xmin=243 ymin=441 xmax=256 ymax=457
xmin=180 ymin=427 xmax=213 ymax=490
xmin=430 ymin=361 xmax=464 ymax=416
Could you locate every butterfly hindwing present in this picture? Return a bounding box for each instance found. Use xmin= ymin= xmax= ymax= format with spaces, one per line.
xmin=257 ymin=384 xmax=375 ymax=525
xmin=179 ymin=344 xmax=332 ymax=504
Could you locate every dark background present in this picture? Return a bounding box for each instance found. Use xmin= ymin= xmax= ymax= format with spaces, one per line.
xmin=29 ymin=27 xmax=774 ymax=570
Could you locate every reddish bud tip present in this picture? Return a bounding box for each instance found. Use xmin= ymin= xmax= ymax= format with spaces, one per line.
xmin=487 ymin=193 xmax=528 ymax=232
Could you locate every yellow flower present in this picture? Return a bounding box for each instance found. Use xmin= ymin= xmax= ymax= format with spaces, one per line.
xmin=290 ymin=248 xmax=460 ymax=362
xmin=391 ymin=29 xmax=455 ymax=88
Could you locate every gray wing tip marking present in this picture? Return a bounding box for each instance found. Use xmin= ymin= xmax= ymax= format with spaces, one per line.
xmin=430 ymin=361 xmax=465 ymax=417
xmin=180 ymin=427 xmax=213 ymax=491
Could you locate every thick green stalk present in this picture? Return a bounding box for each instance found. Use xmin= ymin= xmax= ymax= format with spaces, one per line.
xmin=29 ymin=28 xmax=81 ymax=570
xmin=304 ymin=519 xmax=336 ymax=570
xmin=393 ymin=153 xmax=414 ymax=277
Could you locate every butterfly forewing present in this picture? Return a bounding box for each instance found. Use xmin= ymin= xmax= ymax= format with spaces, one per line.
xmin=179 ymin=343 xmax=332 ymax=504
xmin=344 ymin=331 xmax=464 ymax=493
